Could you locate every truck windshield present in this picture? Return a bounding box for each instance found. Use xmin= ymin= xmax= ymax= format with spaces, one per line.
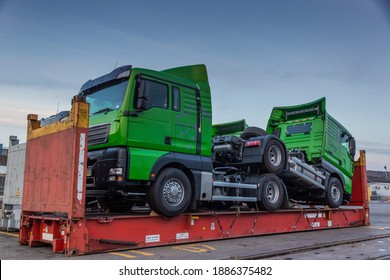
xmin=85 ymin=80 xmax=129 ymax=116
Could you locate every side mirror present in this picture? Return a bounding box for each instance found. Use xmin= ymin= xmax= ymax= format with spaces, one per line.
xmin=136 ymin=79 xmax=148 ymax=110
xmin=349 ymin=137 xmax=356 ymax=158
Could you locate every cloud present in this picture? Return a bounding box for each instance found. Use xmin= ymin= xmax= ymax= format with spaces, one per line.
xmin=358 ymin=141 xmax=390 ymax=154
xmin=365 ymin=148 xmax=390 ymax=156
xmin=0 ymin=82 xmax=75 ymax=146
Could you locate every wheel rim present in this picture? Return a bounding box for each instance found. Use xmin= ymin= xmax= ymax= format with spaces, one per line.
xmin=268 ymin=145 xmax=282 ymax=167
xmin=163 ymin=178 xmax=184 ymax=207
xmin=265 ymin=181 xmax=280 ymax=203
xmin=330 ymin=184 xmax=341 ymax=202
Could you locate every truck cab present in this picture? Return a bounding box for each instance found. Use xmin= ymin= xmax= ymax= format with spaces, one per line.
xmin=266 ymin=98 xmax=356 ymax=207
xmin=79 ymin=65 xmax=213 ymax=216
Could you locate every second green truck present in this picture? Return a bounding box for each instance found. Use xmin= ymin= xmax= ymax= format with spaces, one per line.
xmin=78 ymin=64 xmax=356 ymax=216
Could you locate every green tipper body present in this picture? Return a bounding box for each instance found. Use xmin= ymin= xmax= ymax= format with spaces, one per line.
xmin=266 ymin=98 xmax=354 ymax=194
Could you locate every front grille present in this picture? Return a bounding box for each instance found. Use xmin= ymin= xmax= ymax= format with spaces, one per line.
xmin=88 ymin=124 xmax=110 ymax=146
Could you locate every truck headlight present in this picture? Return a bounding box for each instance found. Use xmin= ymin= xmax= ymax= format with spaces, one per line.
xmin=108 ymin=175 xmax=124 ymax=182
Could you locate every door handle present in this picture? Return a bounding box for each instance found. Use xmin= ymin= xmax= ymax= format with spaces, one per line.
xmin=165 ymin=136 xmax=172 ymax=145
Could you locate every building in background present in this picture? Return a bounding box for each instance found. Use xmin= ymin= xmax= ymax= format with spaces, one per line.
xmin=367 ymin=170 xmax=390 ymax=201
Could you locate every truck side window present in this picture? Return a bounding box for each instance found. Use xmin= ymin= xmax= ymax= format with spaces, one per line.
xmin=172 ymin=86 xmax=180 ymax=111
xmin=341 ymin=132 xmax=350 ymax=151
xmin=140 ymin=79 xmax=168 ymax=110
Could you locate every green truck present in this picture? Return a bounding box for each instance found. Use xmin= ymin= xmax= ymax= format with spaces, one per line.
xmin=78 ymin=64 xmax=356 ymax=216
xmin=266 ymin=98 xmax=356 ymax=208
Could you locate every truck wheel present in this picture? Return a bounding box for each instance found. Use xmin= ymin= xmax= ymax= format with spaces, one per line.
xmin=258 ymin=173 xmax=284 ymax=211
xmin=261 ymin=139 xmax=285 ymax=174
xmin=241 ymin=126 xmax=268 ymax=139
xmin=325 ymin=177 xmax=343 ymax=208
xmin=148 ymin=168 xmax=192 ymax=217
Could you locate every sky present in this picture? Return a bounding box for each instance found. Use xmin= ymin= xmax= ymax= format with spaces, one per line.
xmin=0 ymin=0 xmax=390 ymax=170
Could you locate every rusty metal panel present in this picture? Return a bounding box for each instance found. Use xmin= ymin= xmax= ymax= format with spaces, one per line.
xmin=349 ymin=150 xmax=370 ymax=225
xmin=21 ymin=97 xmax=89 ymax=218
xmin=351 ymin=151 xmax=369 ymax=205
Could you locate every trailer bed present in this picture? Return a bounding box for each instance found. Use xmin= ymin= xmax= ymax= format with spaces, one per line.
xmin=1 ymin=201 xmax=389 ymax=260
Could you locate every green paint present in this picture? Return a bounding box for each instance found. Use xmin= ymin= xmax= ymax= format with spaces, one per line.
xmin=267 ymin=97 xmax=354 ymax=194
xmin=86 ymin=65 xmax=212 ymax=181
xmin=212 ymin=119 xmax=248 ymax=137
xmin=129 ymin=148 xmax=168 ymax=180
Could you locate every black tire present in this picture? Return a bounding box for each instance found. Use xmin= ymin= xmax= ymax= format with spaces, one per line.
xmin=261 ymin=139 xmax=286 ymax=174
xmin=147 ymin=168 xmax=192 ymax=217
xmin=325 ymin=177 xmax=343 ymax=208
xmin=258 ymin=173 xmax=284 ymax=211
xmin=241 ymin=126 xmax=268 ymax=139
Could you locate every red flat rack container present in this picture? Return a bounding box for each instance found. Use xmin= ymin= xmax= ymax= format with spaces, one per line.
xmin=19 ymin=96 xmax=369 ymax=256
xmin=19 ymin=96 xmax=89 ymax=254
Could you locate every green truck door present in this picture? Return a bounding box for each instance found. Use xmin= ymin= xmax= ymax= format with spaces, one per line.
xmin=127 ymin=78 xmax=173 ymax=180
xmin=172 ymin=86 xmax=197 ymax=155
xmin=128 ymin=78 xmax=173 ymax=151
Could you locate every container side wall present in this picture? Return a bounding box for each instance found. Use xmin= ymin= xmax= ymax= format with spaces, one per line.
xmin=21 ymin=97 xmax=88 ymax=218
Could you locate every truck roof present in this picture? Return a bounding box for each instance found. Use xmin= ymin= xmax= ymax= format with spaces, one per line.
xmin=79 ymin=65 xmax=132 ymax=94
xmin=267 ymin=97 xmax=352 ymax=136
xmin=269 ymin=97 xmax=326 ymax=121
xmin=162 ymin=64 xmax=209 ymax=84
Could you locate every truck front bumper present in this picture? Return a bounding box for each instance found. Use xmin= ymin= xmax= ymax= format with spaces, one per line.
xmin=86 ymin=147 xmax=128 ymax=193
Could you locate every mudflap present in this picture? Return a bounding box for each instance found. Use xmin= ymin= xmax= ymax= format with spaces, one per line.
xmin=280 ymin=180 xmax=291 ymax=209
